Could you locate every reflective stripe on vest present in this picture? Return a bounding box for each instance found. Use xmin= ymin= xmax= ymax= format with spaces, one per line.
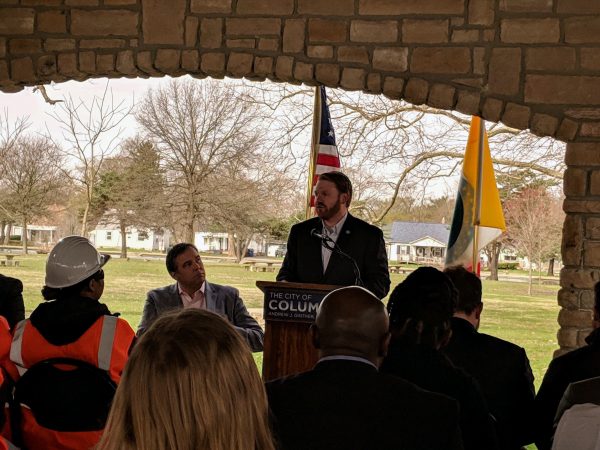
xmin=10 ymin=321 xmax=27 ymax=376
xmin=97 ymin=316 xmax=118 ymax=371
xmin=10 ymin=316 xmax=119 ymax=375
xmin=4 ymin=438 xmax=19 ymax=450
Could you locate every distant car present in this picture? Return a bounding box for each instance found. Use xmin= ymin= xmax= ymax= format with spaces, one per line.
xmin=275 ymin=246 xmax=286 ymax=258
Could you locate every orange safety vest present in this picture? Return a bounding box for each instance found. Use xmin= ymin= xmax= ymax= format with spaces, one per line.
xmin=0 ymin=436 xmax=18 ymax=450
xmin=10 ymin=315 xmax=133 ymax=384
xmin=9 ymin=315 xmax=134 ymax=450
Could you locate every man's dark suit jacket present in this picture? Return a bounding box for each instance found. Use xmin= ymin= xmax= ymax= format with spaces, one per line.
xmin=0 ymin=274 xmax=25 ymax=328
xmin=535 ymin=328 xmax=600 ymax=450
xmin=276 ymin=214 xmax=390 ymax=299
xmin=137 ymin=281 xmax=264 ymax=352
xmin=266 ymin=359 xmax=463 ymax=450
xmin=443 ymin=317 xmax=535 ymax=450
xmin=382 ymin=340 xmax=498 ymax=450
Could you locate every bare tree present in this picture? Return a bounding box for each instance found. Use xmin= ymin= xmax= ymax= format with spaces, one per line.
xmin=1 ymin=135 xmax=64 ymax=252
xmin=251 ymin=85 xmax=565 ymax=225
xmin=135 ymin=78 xmax=273 ymax=243
xmin=47 ymin=82 xmax=132 ymax=236
xmin=504 ymin=187 xmax=564 ymax=295
xmin=204 ymin=150 xmax=299 ymax=262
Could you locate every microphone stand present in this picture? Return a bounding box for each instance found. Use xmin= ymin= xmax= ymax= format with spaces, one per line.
xmin=319 ymin=236 xmax=363 ymax=288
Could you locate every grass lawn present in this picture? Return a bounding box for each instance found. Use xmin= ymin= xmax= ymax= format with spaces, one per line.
xmin=2 ymin=254 xmax=561 ymax=388
xmin=2 ymin=255 xmax=561 ymax=449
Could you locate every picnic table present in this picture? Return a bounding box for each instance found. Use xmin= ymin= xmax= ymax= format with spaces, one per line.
xmin=0 ymin=254 xmax=20 ymax=267
xmin=389 ymin=264 xmax=413 ymax=274
xmin=243 ymin=261 xmax=282 ymax=272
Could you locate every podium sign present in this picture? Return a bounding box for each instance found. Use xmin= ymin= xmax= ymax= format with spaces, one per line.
xmin=257 ymin=281 xmax=340 ymax=381
xmin=264 ymin=289 xmax=324 ymax=323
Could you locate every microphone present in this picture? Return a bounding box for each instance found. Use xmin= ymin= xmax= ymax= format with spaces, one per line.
xmin=310 ymin=228 xmax=363 ymax=288
xmin=310 ymin=228 xmax=330 ymax=241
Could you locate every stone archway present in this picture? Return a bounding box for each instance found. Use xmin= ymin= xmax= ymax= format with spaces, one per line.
xmin=2 ymin=0 xmax=600 ymax=353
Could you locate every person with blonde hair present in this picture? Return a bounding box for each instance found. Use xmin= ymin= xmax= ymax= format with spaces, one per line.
xmin=98 ymin=309 xmax=275 ymax=450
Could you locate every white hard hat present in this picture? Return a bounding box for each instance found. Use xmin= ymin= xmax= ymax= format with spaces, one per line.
xmin=45 ymin=236 xmax=111 ymax=289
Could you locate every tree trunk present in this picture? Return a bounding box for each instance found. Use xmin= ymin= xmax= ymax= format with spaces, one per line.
xmin=0 ymin=221 xmax=5 ymax=243
xmin=184 ymin=189 xmax=195 ymax=244
xmin=184 ymin=221 xmax=194 ymax=244
xmin=228 ymin=232 xmax=235 ymax=257
xmin=81 ymin=202 xmax=90 ymax=236
xmin=4 ymin=223 xmax=11 ymax=245
xmin=120 ymin=220 xmax=128 ymax=259
xmin=528 ymin=259 xmax=533 ymax=296
xmin=22 ymin=221 xmax=28 ymax=254
xmin=483 ymin=241 xmax=502 ymax=281
xmin=547 ymin=257 xmax=555 ymax=276
xmin=538 ymin=256 xmax=543 ymax=285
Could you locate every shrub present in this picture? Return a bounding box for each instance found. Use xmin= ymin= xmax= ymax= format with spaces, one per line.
xmin=498 ymin=262 xmax=520 ymax=270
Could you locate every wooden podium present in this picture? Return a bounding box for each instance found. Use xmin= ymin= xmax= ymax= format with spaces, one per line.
xmin=257 ymin=281 xmax=340 ymax=381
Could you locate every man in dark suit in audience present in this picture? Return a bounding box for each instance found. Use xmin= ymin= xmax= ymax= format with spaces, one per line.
xmin=382 ymin=267 xmax=498 ymax=450
xmin=266 ymin=285 xmax=463 ymax=450
xmin=277 ymin=171 xmax=390 ymax=299
xmin=0 ymin=273 xmax=25 ymax=328
xmin=535 ymin=281 xmax=600 ymax=450
xmin=443 ymin=266 xmax=535 ymax=450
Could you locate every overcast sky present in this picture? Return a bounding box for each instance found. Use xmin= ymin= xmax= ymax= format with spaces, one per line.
xmin=0 ymin=75 xmax=460 ymax=200
xmin=0 ymin=76 xmax=165 ymax=143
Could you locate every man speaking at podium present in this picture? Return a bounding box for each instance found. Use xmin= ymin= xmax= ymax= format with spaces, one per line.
xmin=277 ymin=171 xmax=390 ymax=299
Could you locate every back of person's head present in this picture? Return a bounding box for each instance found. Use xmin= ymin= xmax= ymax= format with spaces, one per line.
xmin=98 ymin=309 xmax=274 ymax=450
xmin=387 ymin=267 xmax=457 ymax=348
xmin=166 ymin=243 xmax=198 ymax=274
xmin=41 ymin=235 xmax=109 ymax=301
xmin=444 ymin=266 xmax=482 ymax=314
xmin=313 ymin=286 xmax=389 ymax=363
xmin=318 ymin=171 xmax=353 ymax=207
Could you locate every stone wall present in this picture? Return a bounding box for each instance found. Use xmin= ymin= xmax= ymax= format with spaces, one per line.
xmin=2 ymin=0 xmax=600 ymax=352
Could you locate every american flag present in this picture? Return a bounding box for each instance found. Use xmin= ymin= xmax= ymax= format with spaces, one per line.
xmin=309 ymin=86 xmax=341 ymax=207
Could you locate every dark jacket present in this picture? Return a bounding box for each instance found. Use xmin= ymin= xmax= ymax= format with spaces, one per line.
xmin=266 ymin=359 xmax=463 ymax=450
xmin=30 ymin=295 xmax=111 ymax=345
xmin=382 ymin=340 xmax=499 ymax=450
xmin=277 ymin=214 xmax=390 ymax=299
xmin=535 ymin=327 xmax=600 ymax=450
xmin=443 ymin=317 xmax=536 ymax=450
xmin=0 ymin=274 xmax=25 ymax=328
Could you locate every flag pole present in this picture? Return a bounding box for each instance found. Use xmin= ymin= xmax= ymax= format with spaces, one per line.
xmin=305 ymin=86 xmax=322 ymax=220
xmin=472 ymin=117 xmax=485 ymax=273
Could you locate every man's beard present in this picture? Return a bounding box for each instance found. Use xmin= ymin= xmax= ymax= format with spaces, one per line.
xmin=316 ymin=199 xmax=342 ymax=220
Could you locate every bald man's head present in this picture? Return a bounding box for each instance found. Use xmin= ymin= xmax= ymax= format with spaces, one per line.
xmin=312 ymin=286 xmax=390 ymax=365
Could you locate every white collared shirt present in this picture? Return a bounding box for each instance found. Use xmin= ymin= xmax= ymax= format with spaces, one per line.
xmin=321 ymin=213 xmax=348 ymax=273
xmin=178 ymin=281 xmax=206 ymax=309
xmin=318 ymin=355 xmax=378 ymax=370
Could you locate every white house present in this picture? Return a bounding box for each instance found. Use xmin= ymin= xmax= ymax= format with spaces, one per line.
xmin=193 ymin=232 xmax=272 ymax=256
xmin=11 ymin=225 xmax=58 ymax=245
xmin=89 ymin=225 xmax=171 ymax=251
xmin=386 ymin=221 xmax=450 ymax=264
xmin=194 ymin=232 xmax=229 ymax=253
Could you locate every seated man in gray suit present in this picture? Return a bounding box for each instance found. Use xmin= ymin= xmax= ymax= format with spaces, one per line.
xmin=138 ymin=243 xmax=264 ymax=351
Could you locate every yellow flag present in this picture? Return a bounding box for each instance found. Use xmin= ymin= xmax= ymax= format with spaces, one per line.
xmin=445 ymin=116 xmax=506 ymax=269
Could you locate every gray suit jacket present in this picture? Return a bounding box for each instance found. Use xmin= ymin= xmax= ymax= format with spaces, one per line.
xmin=138 ymin=281 xmax=264 ymax=352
